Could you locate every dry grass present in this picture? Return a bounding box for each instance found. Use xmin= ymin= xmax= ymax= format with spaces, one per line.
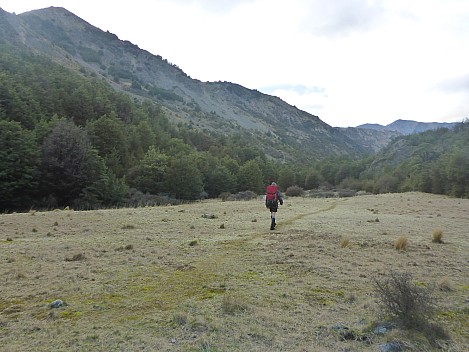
xmin=395 ymin=236 xmax=409 ymax=250
xmin=438 ymin=278 xmax=454 ymax=292
xmin=340 ymin=236 xmax=351 ymax=248
xmin=432 ymin=229 xmax=444 ymax=243
xmin=1 ymin=192 xmax=468 ymax=351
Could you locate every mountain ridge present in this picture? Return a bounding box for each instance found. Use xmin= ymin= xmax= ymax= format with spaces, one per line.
xmin=0 ymin=6 xmax=448 ymax=160
xmin=358 ymin=119 xmax=457 ymax=135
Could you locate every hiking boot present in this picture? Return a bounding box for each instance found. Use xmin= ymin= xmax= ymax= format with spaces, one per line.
xmin=270 ymin=218 xmax=275 ymax=230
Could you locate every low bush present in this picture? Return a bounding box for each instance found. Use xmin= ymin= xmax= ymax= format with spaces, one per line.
xmin=285 ymin=185 xmax=304 ymax=197
xmin=373 ymin=271 xmax=434 ymax=329
xmin=230 ymin=191 xmax=257 ymax=201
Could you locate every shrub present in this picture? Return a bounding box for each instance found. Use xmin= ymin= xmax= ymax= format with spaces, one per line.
xmin=285 ymin=185 xmax=304 ymax=197
xmin=432 ymin=229 xmax=444 ymax=243
xmin=394 ymin=236 xmax=408 ymax=251
xmin=219 ymin=192 xmax=231 ymax=201
xmin=373 ymin=271 xmax=434 ymax=329
xmin=231 ymin=191 xmax=257 ymax=201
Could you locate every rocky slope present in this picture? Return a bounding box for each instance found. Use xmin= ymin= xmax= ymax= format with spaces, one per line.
xmin=1 ymin=6 xmax=398 ymax=161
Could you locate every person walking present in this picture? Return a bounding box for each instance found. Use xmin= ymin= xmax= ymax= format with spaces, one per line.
xmin=265 ymin=182 xmax=283 ymax=230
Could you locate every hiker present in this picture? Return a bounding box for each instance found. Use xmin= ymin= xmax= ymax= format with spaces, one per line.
xmin=265 ymin=182 xmax=283 ymax=230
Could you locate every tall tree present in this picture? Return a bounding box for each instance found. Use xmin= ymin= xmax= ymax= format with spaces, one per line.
xmin=0 ymin=120 xmax=40 ymax=210
xmin=166 ymin=154 xmax=203 ymax=200
xmin=40 ymin=119 xmax=103 ymax=206
xmin=127 ymin=146 xmax=169 ymax=195
xmin=237 ymin=160 xmax=263 ymax=193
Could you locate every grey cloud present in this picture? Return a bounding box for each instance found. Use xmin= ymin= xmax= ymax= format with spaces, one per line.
xmin=302 ymin=0 xmax=387 ymax=37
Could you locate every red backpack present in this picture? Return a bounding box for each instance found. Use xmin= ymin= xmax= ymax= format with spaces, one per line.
xmin=265 ymin=184 xmax=278 ymax=201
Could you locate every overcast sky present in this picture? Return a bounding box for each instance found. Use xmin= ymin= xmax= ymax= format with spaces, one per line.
xmin=2 ymin=0 xmax=469 ymax=127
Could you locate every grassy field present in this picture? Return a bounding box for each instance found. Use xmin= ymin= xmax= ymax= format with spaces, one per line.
xmin=1 ymin=192 xmax=468 ymax=351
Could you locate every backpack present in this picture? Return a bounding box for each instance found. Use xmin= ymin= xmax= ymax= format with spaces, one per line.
xmin=265 ymin=184 xmax=278 ymax=201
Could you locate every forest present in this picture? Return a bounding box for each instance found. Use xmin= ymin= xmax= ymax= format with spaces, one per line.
xmin=1 ymin=42 xmax=468 ymax=212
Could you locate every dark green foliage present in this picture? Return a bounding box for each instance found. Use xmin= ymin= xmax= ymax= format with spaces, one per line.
xmin=86 ymin=113 xmax=129 ymax=176
xmin=278 ymin=167 xmax=297 ymax=190
xmin=204 ymin=165 xmax=237 ymax=198
xmin=195 ymin=153 xmax=237 ymax=198
xmin=127 ymin=146 xmax=169 ymax=195
xmin=167 ymin=155 xmax=204 ymax=200
xmin=359 ymin=122 xmax=469 ymax=197
xmin=0 ymin=120 xmax=40 ymax=209
xmin=304 ymin=171 xmax=320 ymax=190
xmin=148 ymin=86 xmax=183 ymax=102
xmin=78 ymin=167 xmax=129 ymax=209
xmin=40 ymin=119 xmax=104 ymax=206
xmin=236 ymin=160 xmax=263 ymax=194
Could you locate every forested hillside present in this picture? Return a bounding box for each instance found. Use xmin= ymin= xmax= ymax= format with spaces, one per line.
xmin=344 ymin=123 xmax=469 ymax=197
xmin=0 ymin=43 xmax=326 ymax=211
xmin=0 ymin=44 xmax=242 ymax=208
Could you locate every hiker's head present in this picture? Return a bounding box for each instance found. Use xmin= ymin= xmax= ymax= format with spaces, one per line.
xmin=271 ymin=182 xmax=277 ymax=186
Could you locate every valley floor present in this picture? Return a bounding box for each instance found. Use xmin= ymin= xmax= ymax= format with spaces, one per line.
xmin=1 ymin=192 xmax=468 ymax=351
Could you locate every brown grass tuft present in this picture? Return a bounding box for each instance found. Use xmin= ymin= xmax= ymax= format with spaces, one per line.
xmin=432 ymin=229 xmax=444 ymax=243
xmin=172 ymin=311 xmax=188 ymax=326
xmin=340 ymin=237 xmax=350 ymax=248
xmin=395 ymin=236 xmax=408 ymax=251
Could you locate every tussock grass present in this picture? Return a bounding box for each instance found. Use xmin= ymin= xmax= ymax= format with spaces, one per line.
xmin=432 ymin=229 xmax=444 ymax=243
xmin=394 ymin=236 xmax=408 ymax=251
xmin=340 ymin=236 xmax=351 ymax=248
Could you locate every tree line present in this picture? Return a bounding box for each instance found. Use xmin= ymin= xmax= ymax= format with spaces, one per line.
xmin=1 ymin=43 xmax=468 ymax=212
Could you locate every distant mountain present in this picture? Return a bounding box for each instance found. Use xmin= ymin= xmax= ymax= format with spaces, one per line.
xmin=339 ymin=127 xmax=401 ymax=152
xmin=0 ymin=6 xmax=399 ymax=160
xmin=358 ymin=119 xmax=458 ymax=135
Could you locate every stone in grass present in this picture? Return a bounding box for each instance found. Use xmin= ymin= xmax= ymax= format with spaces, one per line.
xmin=50 ymin=299 xmax=64 ymax=308
xmin=378 ymin=341 xmax=405 ymax=352
xmin=374 ymin=322 xmax=396 ymax=335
